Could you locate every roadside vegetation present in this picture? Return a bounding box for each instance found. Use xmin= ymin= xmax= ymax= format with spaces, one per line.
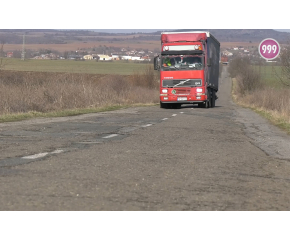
xmin=0 ymin=65 xmax=159 ymax=122
xmin=229 ymin=52 xmax=290 ymax=134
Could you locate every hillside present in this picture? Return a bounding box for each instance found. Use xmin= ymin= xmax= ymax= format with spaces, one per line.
xmin=0 ymin=29 xmax=290 ymax=45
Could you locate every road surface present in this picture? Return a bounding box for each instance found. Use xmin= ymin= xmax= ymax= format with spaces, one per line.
xmin=1 ymin=66 xmax=290 ymax=210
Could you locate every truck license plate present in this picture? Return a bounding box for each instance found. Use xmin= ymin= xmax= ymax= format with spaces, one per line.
xmin=177 ymin=97 xmax=187 ymax=101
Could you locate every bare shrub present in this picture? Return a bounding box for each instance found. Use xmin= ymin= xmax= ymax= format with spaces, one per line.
xmin=0 ymin=70 xmax=159 ymax=115
xmin=240 ymin=87 xmax=290 ymax=123
xmin=130 ymin=64 xmax=159 ymax=89
xmin=274 ymin=44 xmax=290 ymax=87
xmin=229 ymin=56 xmax=262 ymax=95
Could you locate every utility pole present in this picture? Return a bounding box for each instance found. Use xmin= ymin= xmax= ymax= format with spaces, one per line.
xmin=21 ymin=33 xmax=26 ymax=60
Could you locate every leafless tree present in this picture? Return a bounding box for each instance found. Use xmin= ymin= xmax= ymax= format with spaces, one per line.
xmin=273 ymin=41 xmax=290 ymax=87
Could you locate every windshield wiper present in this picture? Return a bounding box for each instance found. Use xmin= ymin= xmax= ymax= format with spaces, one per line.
xmin=173 ymin=79 xmax=191 ymax=87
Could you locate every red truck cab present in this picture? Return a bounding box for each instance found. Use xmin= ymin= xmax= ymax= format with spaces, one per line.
xmin=154 ymin=31 xmax=220 ymax=108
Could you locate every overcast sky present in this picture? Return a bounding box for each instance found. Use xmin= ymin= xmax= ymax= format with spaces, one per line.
xmin=2 ymin=1 xmax=290 ymax=30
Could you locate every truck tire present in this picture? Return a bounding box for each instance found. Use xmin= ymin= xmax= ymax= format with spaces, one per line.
xmin=205 ymin=99 xmax=210 ymax=108
xmin=198 ymin=101 xmax=209 ymax=108
xmin=204 ymin=89 xmax=211 ymax=108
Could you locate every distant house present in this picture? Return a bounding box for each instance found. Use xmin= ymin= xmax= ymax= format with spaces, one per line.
xmin=111 ymin=54 xmax=120 ymax=60
xmin=122 ymin=56 xmax=132 ymax=60
xmin=83 ymin=55 xmax=93 ymax=60
xmin=131 ymin=56 xmax=142 ymax=61
xmin=233 ymin=47 xmax=238 ymax=50
xmin=98 ymin=54 xmax=112 ymax=61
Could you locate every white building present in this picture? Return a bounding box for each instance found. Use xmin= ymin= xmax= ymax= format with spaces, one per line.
xmin=131 ymin=56 xmax=142 ymax=61
xmin=122 ymin=56 xmax=132 ymax=60
xmin=111 ymin=55 xmax=120 ymax=60
xmin=83 ymin=55 xmax=93 ymax=60
xmin=98 ymin=54 xmax=112 ymax=61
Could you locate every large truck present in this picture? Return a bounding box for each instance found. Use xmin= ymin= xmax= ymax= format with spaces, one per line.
xmin=154 ymin=31 xmax=220 ymax=108
xmin=221 ymin=55 xmax=229 ymax=65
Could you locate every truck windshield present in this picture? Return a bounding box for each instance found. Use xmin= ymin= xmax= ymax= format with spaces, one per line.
xmin=161 ymin=55 xmax=203 ymax=71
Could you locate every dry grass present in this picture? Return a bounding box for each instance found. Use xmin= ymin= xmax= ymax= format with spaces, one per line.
xmin=0 ymin=65 xmax=159 ymax=117
xmin=232 ymin=78 xmax=290 ymax=134
xmin=235 ymin=87 xmax=290 ymax=123
xmin=230 ymin=56 xmax=290 ymax=134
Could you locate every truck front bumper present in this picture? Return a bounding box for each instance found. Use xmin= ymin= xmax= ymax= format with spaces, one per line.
xmin=160 ymin=95 xmax=207 ymax=103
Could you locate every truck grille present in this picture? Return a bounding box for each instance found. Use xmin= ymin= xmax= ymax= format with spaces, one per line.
xmin=162 ymin=79 xmax=202 ymax=87
xmin=175 ymin=89 xmax=191 ymax=94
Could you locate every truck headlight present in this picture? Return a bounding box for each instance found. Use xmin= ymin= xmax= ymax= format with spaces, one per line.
xmin=196 ymin=88 xmax=203 ymax=92
xmin=162 ymin=89 xmax=168 ymax=93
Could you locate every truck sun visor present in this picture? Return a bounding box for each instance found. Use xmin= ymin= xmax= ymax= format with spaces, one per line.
xmin=161 ymin=33 xmax=207 ymax=43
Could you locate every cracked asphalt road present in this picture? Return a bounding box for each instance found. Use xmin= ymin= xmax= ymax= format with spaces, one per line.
xmin=1 ymin=66 xmax=290 ymax=210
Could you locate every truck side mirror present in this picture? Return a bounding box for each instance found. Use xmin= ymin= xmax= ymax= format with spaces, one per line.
xmin=154 ymin=56 xmax=160 ymax=70
xmin=207 ymin=58 xmax=212 ymax=67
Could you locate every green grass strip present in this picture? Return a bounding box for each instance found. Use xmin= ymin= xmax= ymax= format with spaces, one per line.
xmin=0 ymin=103 xmax=157 ymax=123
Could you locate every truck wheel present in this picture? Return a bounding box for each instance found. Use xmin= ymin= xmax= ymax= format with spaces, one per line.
xmin=205 ymin=100 xmax=210 ymax=108
xmin=198 ymin=102 xmax=208 ymax=108
xmin=206 ymin=89 xmax=212 ymax=108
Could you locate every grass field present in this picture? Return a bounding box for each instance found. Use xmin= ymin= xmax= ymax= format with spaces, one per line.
xmin=0 ymin=66 xmax=159 ymax=120
xmin=252 ymin=65 xmax=285 ymax=88
xmin=1 ymin=58 xmax=152 ymax=75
